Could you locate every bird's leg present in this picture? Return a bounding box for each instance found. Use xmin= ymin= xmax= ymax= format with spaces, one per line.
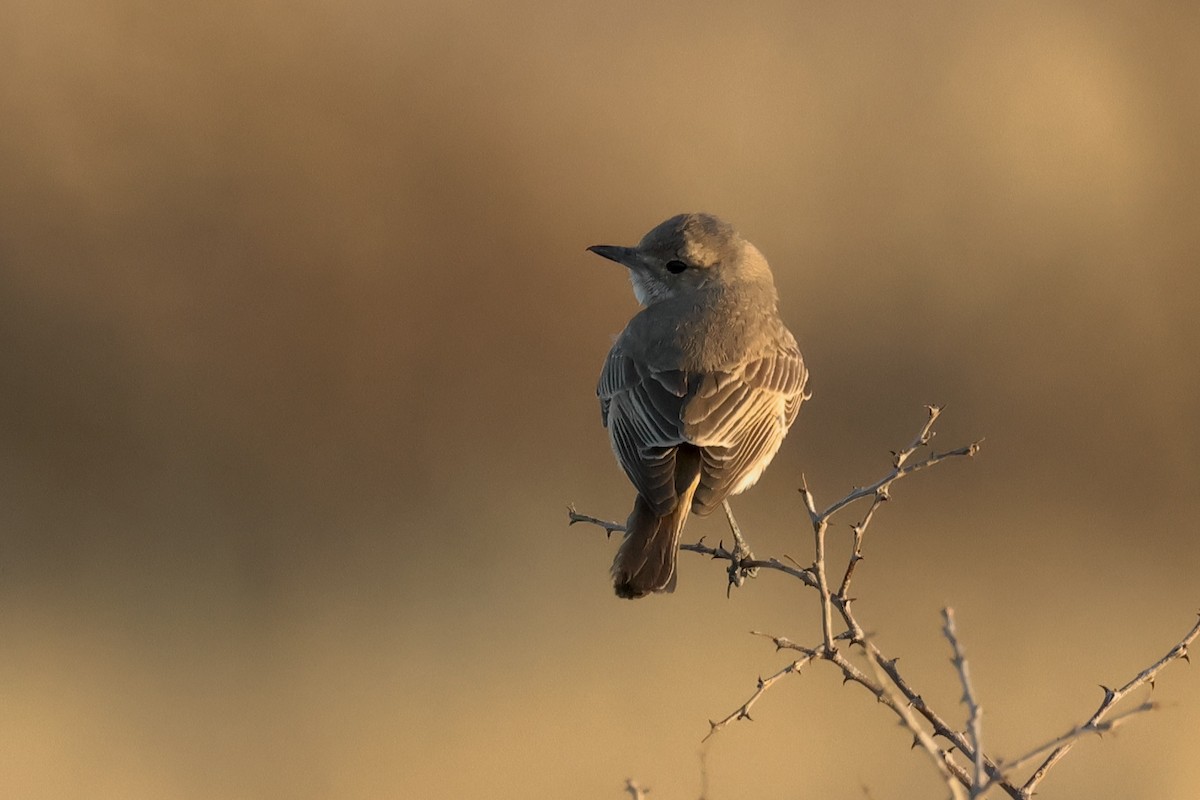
xmin=721 ymin=499 xmax=759 ymax=591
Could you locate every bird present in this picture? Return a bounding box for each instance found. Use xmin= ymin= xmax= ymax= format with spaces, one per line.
xmin=588 ymin=213 xmax=808 ymax=599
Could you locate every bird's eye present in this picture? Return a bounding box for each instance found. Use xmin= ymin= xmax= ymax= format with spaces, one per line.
xmin=665 ymin=259 xmax=688 ymax=274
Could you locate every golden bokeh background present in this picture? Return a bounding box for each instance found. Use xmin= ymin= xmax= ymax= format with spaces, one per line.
xmin=2 ymin=1 xmax=1198 ymax=797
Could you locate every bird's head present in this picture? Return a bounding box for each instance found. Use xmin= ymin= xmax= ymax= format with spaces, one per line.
xmin=588 ymin=213 xmax=775 ymax=306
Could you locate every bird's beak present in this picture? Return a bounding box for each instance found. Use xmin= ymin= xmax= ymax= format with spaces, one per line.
xmin=587 ymin=244 xmax=643 ymax=270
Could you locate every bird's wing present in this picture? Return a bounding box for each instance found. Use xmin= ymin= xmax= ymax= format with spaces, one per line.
xmin=598 ymin=346 xmax=690 ymax=515
xmin=684 ymin=342 xmax=809 ymax=514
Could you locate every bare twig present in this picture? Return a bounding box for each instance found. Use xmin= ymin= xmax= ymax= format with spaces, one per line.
xmin=624 ymin=778 xmax=649 ymax=799
xmin=750 ymin=630 xmax=821 ymax=653
xmin=993 ymin=700 xmax=1156 ymax=780
xmin=679 ymin=538 xmax=818 ymax=589
xmin=697 ymin=744 xmax=710 ymax=800
xmin=566 ymin=511 xmax=818 ymax=589
xmin=798 ymin=406 xmax=981 ymax=655
xmin=708 ymin=633 xmax=990 ymax=796
xmin=567 ymin=505 xmax=625 ymax=537
xmin=858 ymin=629 xmax=1009 ymax=792
xmin=833 ymin=410 xmax=980 ymax=602
xmin=703 ymin=645 xmax=817 ymax=742
xmin=831 ymin=404 xmax=954 ymax=595
xmin=862 ymin=636 xmax=970 ymax=800
xmin=1017 ymin=613 xmax=1200 ymax=798
xmin=799 ymin=475 xmax=838 ymax=653
xmin=943 ymin=608 xmax=985 ymax=796
xmin=837 ymin=488 xmax=886 ymax=599
xmin=817 ymin=407 xmax=980 ymax=522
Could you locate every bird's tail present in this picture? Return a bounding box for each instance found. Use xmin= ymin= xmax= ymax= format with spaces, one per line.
xmin=612 ymin=448 xmax=702 ymax=599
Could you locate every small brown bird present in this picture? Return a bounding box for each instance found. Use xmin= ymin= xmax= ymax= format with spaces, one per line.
xmin=589 ymin=213 xmax=808 ymax=598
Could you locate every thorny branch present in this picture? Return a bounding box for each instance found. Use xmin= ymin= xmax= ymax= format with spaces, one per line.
xmin=702 ymin=654 xmax=816 ymax=742
xmin=566 ymin=507 xmax=626 ymax=537
xmin=943 ymin=608 xmax=986 ymax=797
xmin=569 ymin=407 xmax=1197 ymax=797
xmin=990 ymin=701 xmax=1155 ymax=784
xmin=1013 ymin=613 xmax=1200 ymax=798
xmin=863 ymin=633 xmax=970 ymax=800
xmin=566 ymin=507 xmax=817 ymax=590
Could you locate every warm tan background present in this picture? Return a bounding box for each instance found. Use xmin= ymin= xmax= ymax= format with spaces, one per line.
xmin=2 ymin=1 xmax=1198 ymax=798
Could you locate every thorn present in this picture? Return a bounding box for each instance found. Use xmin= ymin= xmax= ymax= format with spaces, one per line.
xmin=911 ymin=735 xmax=920 ymax=750
xmin=842 ymin=674 xmax=853 ymax=686
xmin=756 ymin=676 xmax=765 ymax=689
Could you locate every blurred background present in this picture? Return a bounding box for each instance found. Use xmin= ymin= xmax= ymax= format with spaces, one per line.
xmin=2 ymin=1 xmax=1198 ymax=797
